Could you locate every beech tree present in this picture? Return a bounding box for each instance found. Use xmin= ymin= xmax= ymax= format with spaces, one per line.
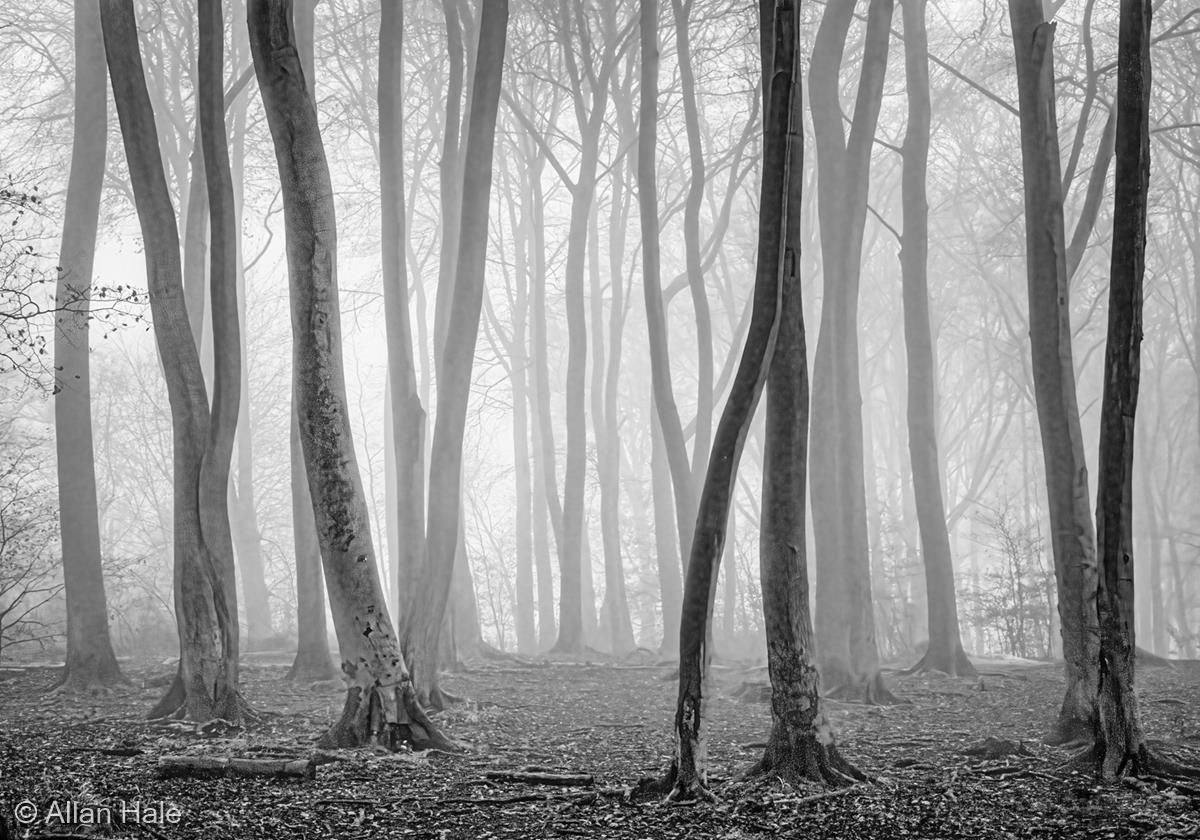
xmin=54 ymin=0 xmax=124 ymax=692
xmin=1008 ymin=0 xmax=1099 ymax=743
xmin=249 ymin=0 xmax=450 ymax=749
xmin=100 ymin=0 xmax=242 ymax=722
xmin=666 ymin=0 xmax=794 ymax=800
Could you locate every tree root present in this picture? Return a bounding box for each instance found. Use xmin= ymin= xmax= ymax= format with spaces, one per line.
xmin=824 ymin=671 xmax=902 ymax=705
xmin=1065 ymin=742 xmax=1200 ymax=785
xmin=53 ymin=662 xmax=130 ymax=695
xmin=319 ymin=682 xmax=462 ymax=753
xmin=146 ymin=669 xmax=255 ymax=724
xmin=899 ymin=647 xmax=977 ymax=679
xmin=742 ymin=729 xmax=867 ymax=788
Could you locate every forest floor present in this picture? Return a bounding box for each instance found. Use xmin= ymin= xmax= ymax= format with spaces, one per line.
xmin=1 ymin=653 xmax=1199 ymax=839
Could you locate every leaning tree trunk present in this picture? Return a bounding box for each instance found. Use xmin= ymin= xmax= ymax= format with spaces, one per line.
xmin=403 ymin=0 xmax=507 ymax=707
xmin=54 ymin=0 xmax=125 ymax=692
xmin=749 ymin=0 xmax=863 ymax=785
xmin=249 ymin=0 xmax=450 ymax=751
xmin=637 ymin=0 xmax=692 ymax=652
xmin=667 ymin=6 xmax=793 ymax=799
xmin=379 ymin=0 xmax=427 ymax=624
xmin=1008 ymin=0 xmax=1100 ymax=744
xmin=899 ymin=0 xmax=973 ymax=678
xmin=101 ymin=0 xmax=241 ymax=723
xmin=1092 ymin=0 xmax=1151 ymax=778
xmin=808 ymin=0 xmax=895 ymax=703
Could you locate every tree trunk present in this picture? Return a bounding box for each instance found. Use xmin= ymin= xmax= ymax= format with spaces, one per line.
xmin=808 ymin=0 xmax=895 ymax=703
xmin=637 ymin=0 xmax=695 ymax=595
xmin=433 ymin=0 xmax=466 ymax=364
xmin=510 ymin=190 xmax=537 ymax=654
xmin=379 ymin=0 xmax=427 ymax=625
xmin=403 ymin=0 xmax=508 ymax=708
xmin=668 ymin=7 xmax=793 ymax=799
xmin=55 ymin=0 xmax=125 ymax=692
xmin=1092 ymin=0 xmax=1151 ymax=778
xmin=899 ymin=0 xmax=973 ymax=678
xmin=670 ymin=0 xmax=712 ymax=490
xmin=749 ymin=2 xmax=862 ymax=784
xmin=249 ymin=0 xmax=449 ymax=750
xmin=1008 ymin=0 xmax=1099 ymax=744
xmin=287 ymin=401 xmax=337 ymax=681
xmin=652 ymin=413 xmax=683 ymax=654
xmin=101 ymin=0 xmax=240 ymax=722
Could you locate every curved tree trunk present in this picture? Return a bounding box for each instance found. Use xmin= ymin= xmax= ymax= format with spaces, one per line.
xmin=402 ymin=0 xmax=508 ymax=709
xmin=249 ymin=0 xmax=449 ymax=751
xmin=55 ymin=0 xmax=125 ymax=693
xmin=898 ymin=0 xmax=973 ymax=679
xmin=668 ymin=7 xmax=793 ymax=799
xmin=808 ymin=0 xmax=895 ymax=703
xmin=101 ymin=0 xmax=241 ymax=722
xmin=637 ymin=0 xmax=691 ymax=653
xmin=1008 ymin=0 xmax=1099 ymax=743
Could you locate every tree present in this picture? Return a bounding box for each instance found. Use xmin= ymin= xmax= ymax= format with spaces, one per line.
xmin=1091 ymin=0 xmax=1154 ymax=778
xmin=898 ymin=0 xmax=973 ymax=678
xmin=1008 ymin=0 xmax=1099 ymax=743
xmin=808 ymin=0 xmax=895 ymax=702
xmin=636 ymin=0 xmax=689 ymax=655
xmin=249 ymin=0 xmax=449 ymax=750
xmin=404 ymin=0 xmax=509 ymax=709
xmin=666 ymin=0 xmax=794 ymax=800
xmin=100 ymin=0 xmax=242 ymax=722
xmin=54 ymin=0 xmax=125 ymax=692
xmin=747 ymin=0 xmax=864 ymax=788
xmin=285 ymin=0 xmax=336 ymax=685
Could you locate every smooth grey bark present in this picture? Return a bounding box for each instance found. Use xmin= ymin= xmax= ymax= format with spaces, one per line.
xmin=249 ymin=0 xmax=448 ymax=750
xmin=669 ymin=0 xmax=712 ymax=490
xmin=899 ymin=0 xmax=974 ymax=678
xmin=1008 ymin=0 xmax=1100 ymax=743
xmin=808 ymin=0 xmax=895 ymax=702
xmin=100 ymin=0 xmax=240 ymax=722
xmin=403 ymin=0 xmax=508 ymax=707
xmin=637 ymin=0 xmax=691 ymax=652
xmin=379 ymin=0 xmax=427 ymax=626
xmin=55 ymin=0 xmax=125 ymax=691
xmin=668 ymin=6 xmax=793 ymax=800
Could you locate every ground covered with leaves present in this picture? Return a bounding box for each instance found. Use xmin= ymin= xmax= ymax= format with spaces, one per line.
xmin=1 ymin=653 xmax=1198 ymax=839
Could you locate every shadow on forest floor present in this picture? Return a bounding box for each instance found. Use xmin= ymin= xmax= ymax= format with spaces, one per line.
xmin=1 ymin=654 xmax=1198 ymax=838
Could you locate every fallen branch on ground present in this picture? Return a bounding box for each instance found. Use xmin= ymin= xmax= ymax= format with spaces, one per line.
xmin=155 ymin=755 xmax=316 ymax=780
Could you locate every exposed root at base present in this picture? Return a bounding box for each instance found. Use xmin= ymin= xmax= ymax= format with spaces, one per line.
xmin=899 ymin=648 xmax=977 ymax=679
xmin=1044 ymin=714 xmax=1094 ymax=747
xmin=824 ymin=671 xmax=903 ymax=706
xmin=742 ymin=731 xmax=867 ymax=788
xmin=147 ymin=677 xmax=257 ymax=726
xmin=319 ymin=683 xmax=462 ymax=753
xmin=1065 ymin=743 xmax=1200 ymax=788
xmin=630 ymin=762 xmax=715 ymax=804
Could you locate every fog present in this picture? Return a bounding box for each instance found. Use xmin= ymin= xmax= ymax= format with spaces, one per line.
xmin=0 ymin=0 xmax=1197 ymax=817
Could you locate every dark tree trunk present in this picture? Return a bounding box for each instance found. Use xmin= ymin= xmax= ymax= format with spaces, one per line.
xmin=249 ymin=0 xmax=449 ymax=751
xmin=1008 ymin=0 xmax=1100 ymax=744
xmin=1092 ymin=0 xmax=1151 ymax=778
xmin=808 ymin=0 xmax=895 ymax=703
xmin=404 ymin=0 xmax=508 ymax=707
xmin=55 ymin=0 xmax=125 ymax=692
xmin=101 ymin=0 xmax=241 ymax=722
xmin=899 ymin=0 xmax=973 ymax=678
xmin=750 ymin=2 xmax=863 ymax=785
xmin=668 ymin=5 xmax=793 ymax=799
